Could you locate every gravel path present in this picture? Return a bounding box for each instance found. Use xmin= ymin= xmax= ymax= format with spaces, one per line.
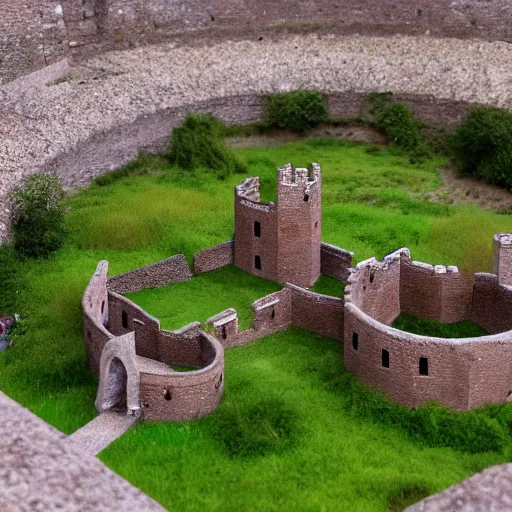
xmin=2 ymin=33 xmax=512 ymax=240
xmin=66 ymin=410 xmax=139 ymax=456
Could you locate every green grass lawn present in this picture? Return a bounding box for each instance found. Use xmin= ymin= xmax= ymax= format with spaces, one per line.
xmin=3 ymin=138 xmax=512 ymax=509
xmin=393 ymin=314 xmax=488 ymax=338
xmin=127 ymin=266 xmax=281 ymax=331
xmin=99 ymin=328 xmax=504 ymax=512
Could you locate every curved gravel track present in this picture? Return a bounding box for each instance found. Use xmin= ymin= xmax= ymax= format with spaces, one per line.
xmin=1 ymin=33 xmax=512 ymax=240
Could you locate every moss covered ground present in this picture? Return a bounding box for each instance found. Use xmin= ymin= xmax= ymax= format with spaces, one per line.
xmin=3 ymin=139 xmax=512 ymax=510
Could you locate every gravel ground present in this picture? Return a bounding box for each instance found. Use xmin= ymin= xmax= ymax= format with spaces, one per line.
xmin=405 ymin=463 xmax=512 ymax=512
xmin=1 ymin=33 xmax=512 ymax=240
xmin=0 ymin=391 xmax=164 ymax=511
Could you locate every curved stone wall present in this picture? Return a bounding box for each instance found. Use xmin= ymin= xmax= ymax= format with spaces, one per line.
xmin=2 ymin=0 xmax=512 ymax=84
xmin=3 ymin=35 xmax=512 ymax=242
xmin=82 ymin=260 xmax=224 ymax=421
xmin=344 ymin=250 xmax=512 ymax=410
xmin=82 ymin=261 xmax=114 ymax=373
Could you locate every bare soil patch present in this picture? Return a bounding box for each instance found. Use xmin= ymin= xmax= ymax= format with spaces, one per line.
xmin=227 ymin=125 xmax=386 ymax=148
xmin=429 ymin=168 xmax=512 ymax=211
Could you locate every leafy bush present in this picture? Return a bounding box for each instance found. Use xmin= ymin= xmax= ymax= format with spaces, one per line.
xmin=377 ymin=103 xmax=426 ymax=152
xmin=453 ymin=107 xmax=512 ymax=189
xmin=360 ymin=91 xmax=394 ymax=125
xmin=169 ymin=113 xmax=247 ymax=178
xmin=263 ymin=90 xmax=328 ymax=132
xmin=10 ymin=174 xmax=66 ymax=258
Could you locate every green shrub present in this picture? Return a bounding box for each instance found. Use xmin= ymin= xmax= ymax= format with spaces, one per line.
xmin=377 ymin=103 xmax=425 ymax=152
xmin=453 ymin=107 xmax=512 ymax=189
xmin=169 ymin=114 xmax=247 ymax=178
xmin=360 ymin=91 xmax=394 ymax=125
xmin=263 ymin=90 xmax=328 ymax=133
xmin=0 ymin=245 xmax=23 ymax=314
xmin=10 ymin=174 xmax=66 ymax=258
xmin=326 ymin=368 xmax=511 ymax=454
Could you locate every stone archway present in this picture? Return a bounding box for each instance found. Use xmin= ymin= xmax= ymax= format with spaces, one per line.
xmin=102 ymin=356 xmax=128 ymax=412
xmin=95 ymin=332 xmax=140 ymax=416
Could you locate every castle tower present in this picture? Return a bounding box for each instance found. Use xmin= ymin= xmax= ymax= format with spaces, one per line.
xmin=276 ymin=163 xmax=322 ymax=288
xmin=493 ymin=234 xmax=512 ymax=286
xmin=233 ymin=163 xmax=322 ymax=288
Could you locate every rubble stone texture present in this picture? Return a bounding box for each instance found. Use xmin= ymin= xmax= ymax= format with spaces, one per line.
xmin=1 ymin=0 xmax=512 ymax=85
xmin=405 ymin=463 xmax=512 ymax=512
xmin=0 ymin=391 xmax=165 ymax=511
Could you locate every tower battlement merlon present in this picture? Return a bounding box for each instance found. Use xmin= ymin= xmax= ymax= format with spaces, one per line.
xmin=493 ymin=233 xmax=512 ymax=286
xmin=278 ymin=162 xmax=321 ymax=188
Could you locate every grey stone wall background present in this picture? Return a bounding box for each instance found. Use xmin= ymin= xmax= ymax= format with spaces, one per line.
xmin=2 ymin=0 xmax=512 ymax=85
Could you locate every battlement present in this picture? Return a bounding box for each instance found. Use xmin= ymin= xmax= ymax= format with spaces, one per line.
xmin=278 ymin=163 xmax=320 ymax=190
xmin=493 ymin=233 xmax=512 ymax=286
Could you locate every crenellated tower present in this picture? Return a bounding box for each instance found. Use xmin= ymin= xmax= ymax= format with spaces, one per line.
xmin=276 ymin=163 xmax=322 ymax=287
xmin=234 ymin=162 xmax=322 ymax=288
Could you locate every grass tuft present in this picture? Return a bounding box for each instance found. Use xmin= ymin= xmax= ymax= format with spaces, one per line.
xmin=207 ymin=397 xmax=299 ymax=457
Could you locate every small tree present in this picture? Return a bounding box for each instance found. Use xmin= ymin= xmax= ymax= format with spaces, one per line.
xmin=10 ymin=174 xmax=66 ymax=258
xmin=263 ymin=90 xmax=328 ymax=133
xmin=169 ymin=114 xmax=247 ymax=178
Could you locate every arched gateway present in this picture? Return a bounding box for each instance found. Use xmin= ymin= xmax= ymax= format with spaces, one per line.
xmin=95 ymin=333 xmax=141 ymax=416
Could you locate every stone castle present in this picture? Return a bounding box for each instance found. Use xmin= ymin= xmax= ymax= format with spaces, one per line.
xmin=82 ymin=163 xmax=512 ymax=423
xmin=4 ymin=4 xmax=512 ymax=507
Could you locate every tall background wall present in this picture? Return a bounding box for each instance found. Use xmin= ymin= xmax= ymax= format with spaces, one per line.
xmin=2 ymin=0 xmax=512 ymax=84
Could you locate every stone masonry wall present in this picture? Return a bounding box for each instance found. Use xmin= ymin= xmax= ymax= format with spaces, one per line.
xmin=82 ymin=260 xmax=114 ymax=375
xmin=139 ymin=332 xmax=224 ymax=423
xmin=3 ymin=0 xmax=512 ymax=84
xmin=206 ymin=289 xmax=292 ymax=348
xmin=346 ymin=250 xmax=403 ymax=326
xmin=471 ymin=273 xmax=512 ymax=335
xmin=276 ymin=164 xmax=322 ymax=288
xmin=82 ymin=262 xmax=226 ymax=422
xmin=107 ymin=291 xmax=161 ymax=360
xmin=234 ymin=178 xmax=278 ymax=283
xmin=320 ymin=242 xmax=353 ymax=282
xmin=194 ymin=240 xmax=234 ymax=274
xmin=107 ymin=254 xmax=192 ymax=294
xmin=344 ymin=249 xmax=512 ymax=410
xmin=344 ymin=303 xmax=474 ymax=410
xmin=400 ymin=257 xmax=474 ymax=323
xmin=288 ymin=284 xmax=344 ymax=341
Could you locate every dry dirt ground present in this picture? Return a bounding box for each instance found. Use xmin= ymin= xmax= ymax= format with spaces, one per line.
xmin=229 ymin=126 xmax=512 ymax=212
xmin=430 ymin=168 xmax=512 ymax=212
xmin=227 ymin=125 xmax=386 ymax=148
